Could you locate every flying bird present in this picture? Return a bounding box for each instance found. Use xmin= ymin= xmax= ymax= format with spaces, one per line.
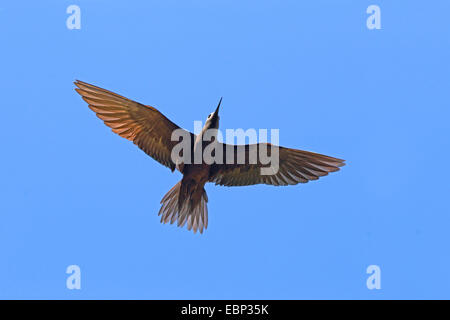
xmin=74 ymin=80 xmax=345 ymax=234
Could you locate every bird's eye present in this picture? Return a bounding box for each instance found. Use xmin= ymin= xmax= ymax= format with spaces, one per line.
xmin=207 ymin=114 xmax=211 ymax=119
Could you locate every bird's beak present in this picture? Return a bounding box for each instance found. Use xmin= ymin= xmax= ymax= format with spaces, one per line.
xmin=213 ymin=97 xmax=222 ymax=117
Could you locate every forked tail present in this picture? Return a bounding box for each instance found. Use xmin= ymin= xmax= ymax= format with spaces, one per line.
xmin=158 ymin=181 xmax=209 ymax=234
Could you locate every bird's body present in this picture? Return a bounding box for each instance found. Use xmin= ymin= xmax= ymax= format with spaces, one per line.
xmin=74 ymin=80 xmax=345 ymax=233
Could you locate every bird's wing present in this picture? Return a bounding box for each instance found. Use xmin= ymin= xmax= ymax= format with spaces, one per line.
xmin=74 ymin=80 xmax=193 ymax=171
xmin=208 ymin=143 xmax=345 ymax=186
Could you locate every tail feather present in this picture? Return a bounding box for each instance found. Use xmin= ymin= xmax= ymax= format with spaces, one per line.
xmin=158 ymin=181 xmax=209 ymax=234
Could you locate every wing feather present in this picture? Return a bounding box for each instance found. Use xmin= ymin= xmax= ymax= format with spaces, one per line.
xmin=209 ymin=143 xmax=345 ymax=186
xmin=74 ymin=80 xmax=194 ymax=171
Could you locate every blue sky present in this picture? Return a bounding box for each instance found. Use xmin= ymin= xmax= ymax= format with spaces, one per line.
xmin=1 ymin=0 xmax=449 ymax=299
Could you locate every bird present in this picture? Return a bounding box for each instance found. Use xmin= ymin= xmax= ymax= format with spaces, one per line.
xmin=74 ymin=80 xmax=345 ymax=234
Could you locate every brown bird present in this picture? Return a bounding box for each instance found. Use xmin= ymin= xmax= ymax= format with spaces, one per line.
xmin=74 ymin=80 xmax=345 ymax=234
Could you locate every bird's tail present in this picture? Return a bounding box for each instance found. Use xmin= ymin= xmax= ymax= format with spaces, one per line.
xmin=158 ymin=181 xmax=209 ymax=234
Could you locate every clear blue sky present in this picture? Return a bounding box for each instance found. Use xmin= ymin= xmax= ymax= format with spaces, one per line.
xmin=1 ymin=0 xmax=449 ymax=299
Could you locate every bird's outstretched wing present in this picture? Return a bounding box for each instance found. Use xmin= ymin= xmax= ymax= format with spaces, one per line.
xmin=74 ymin=80 xmax=193 ymax=171
xmin=209 ymin=143 xmax=345 ymax=186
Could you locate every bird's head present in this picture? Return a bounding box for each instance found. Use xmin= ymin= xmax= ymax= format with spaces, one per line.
xmin=204 ymin=97 xmax=222 ymax=130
